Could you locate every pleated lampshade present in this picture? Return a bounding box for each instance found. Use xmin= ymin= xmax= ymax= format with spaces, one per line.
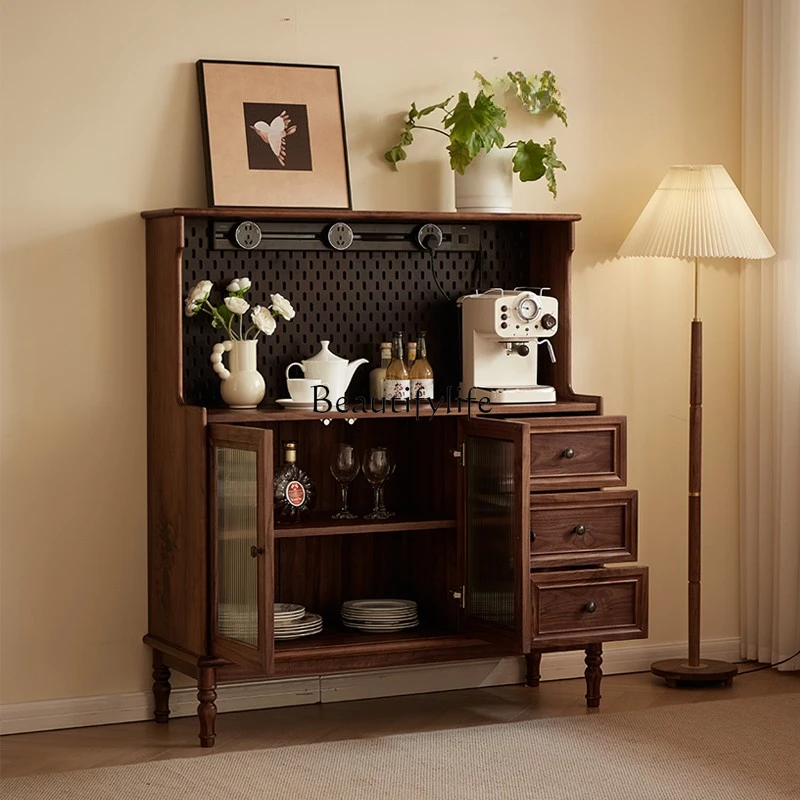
xmin=617 ymin=165 xmax=775 ymax=259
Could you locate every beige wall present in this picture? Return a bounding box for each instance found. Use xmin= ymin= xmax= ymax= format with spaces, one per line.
xmin=0 ymin=0 xmax=742 ymax=704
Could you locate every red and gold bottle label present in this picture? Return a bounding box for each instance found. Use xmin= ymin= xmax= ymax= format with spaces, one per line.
xmin=286 ymin=480 xmax=306 ymax=507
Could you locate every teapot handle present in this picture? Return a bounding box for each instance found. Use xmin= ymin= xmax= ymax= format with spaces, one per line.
xmin=285 ymin=362 xmax=305 ymax=383
xmin=210 ymin=340 xmax=233 ymax=381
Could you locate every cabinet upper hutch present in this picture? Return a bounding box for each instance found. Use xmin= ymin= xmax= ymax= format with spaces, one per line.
xmin=142 ymin=208 xmax=648 ymax=747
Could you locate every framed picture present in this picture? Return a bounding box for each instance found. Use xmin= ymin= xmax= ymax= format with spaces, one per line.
xmin=196 ymin=60 xmax=352 ymax=209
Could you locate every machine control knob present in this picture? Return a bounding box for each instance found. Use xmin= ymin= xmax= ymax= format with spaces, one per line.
xmin=517 ymin=344 xmax=530 ymax=357
xmin=541 ymin=314 xmax=557 ymax=330
xmin=501 ymin=305 xmax=508 ymax=312
xmin=500 ymin=313 xmax=508 ymax=320
xmin=500 ymin=322 xmax=508 ymax=329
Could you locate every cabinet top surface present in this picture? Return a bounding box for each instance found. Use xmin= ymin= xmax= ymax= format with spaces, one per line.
xmin=141 ymin=207 xmax=582 ymax=222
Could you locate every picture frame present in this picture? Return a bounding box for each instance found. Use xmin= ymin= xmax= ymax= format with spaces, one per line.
xmin=196 ymin=60 xmax=352 ymax=209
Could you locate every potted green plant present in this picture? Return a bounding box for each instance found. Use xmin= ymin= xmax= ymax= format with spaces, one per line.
xmin=384 ymin=70 xmax=567 ymax=211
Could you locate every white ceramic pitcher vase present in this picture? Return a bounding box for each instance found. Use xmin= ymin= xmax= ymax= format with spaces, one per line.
xmin=210 ymin=339 xmax=266 ymax=409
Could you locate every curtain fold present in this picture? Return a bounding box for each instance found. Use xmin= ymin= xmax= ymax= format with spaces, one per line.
xmin=740 ymin=0 xmax=800 ymax=671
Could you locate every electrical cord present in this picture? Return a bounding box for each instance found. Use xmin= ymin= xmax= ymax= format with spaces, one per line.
xmin=736 ymin=648 xmax=800 ymax=675
xmin=424 ymin=237 xmax=454 ymax=304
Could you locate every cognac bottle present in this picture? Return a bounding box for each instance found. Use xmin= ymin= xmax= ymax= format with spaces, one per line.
xmin=274 ymin=441 xmax=316 ymax=523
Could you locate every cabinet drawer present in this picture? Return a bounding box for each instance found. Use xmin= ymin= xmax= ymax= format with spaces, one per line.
xmin=528 ymin=416 xmax=626 ymax=491
xmin=530 ymin=490 xmax=638 ymax=568
xmin=530 ymin=566 xmax=648 ymax=646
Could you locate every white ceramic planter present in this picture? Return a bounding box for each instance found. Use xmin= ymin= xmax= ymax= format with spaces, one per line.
xmin=454 ymin=149 xmax=513 ymax=213
xmin=210 ymin=339 xmax=266 ymax=409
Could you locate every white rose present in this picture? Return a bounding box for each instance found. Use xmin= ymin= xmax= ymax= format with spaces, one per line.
xmin=184 ymin=300 xmax=199 ymax=317
xmin=186 ymin=279 xmax=213 ymax=308
xmin=270 ymin=293 xmax=295 ymax=320
xmin=226 ymin=276 xmax=251 ymax=292
xmin=224 ymin=296 xmax=250 ymax=315
xmin=251 ymin=305 xmax=277 ymax=335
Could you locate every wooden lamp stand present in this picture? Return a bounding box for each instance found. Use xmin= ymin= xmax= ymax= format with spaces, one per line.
xmin=650 ymin=258 xmax=738 ymax=687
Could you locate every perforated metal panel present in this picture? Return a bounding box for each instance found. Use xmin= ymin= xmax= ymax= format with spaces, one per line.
xmin=182 ymin=218 xmax=530 ymax=405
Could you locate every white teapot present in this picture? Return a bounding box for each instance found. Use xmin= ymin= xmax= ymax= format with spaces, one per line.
xmin=286 ymin=341 xmax=368 ymax=406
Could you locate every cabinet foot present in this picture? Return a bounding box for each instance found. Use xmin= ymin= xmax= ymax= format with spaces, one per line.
xmin=584 ymin=643 xmax=603 ymax=708
xmin=152 ymin=650 xmax=171 ymax=723
xmin=197 ymin=665 xmax=217 ymax=747
xmin=525 ymin=652 xmax=542 ymax=687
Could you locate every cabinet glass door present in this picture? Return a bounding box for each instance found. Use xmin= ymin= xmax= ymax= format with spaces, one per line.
xmin=458 ymin=418 xmax=531 ymax=653
xmin=209 ymin=424 xmax=274 ymax=674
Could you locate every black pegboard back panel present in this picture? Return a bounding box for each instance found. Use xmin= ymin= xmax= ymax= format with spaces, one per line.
xmin=182 ymin=218 xmax=530 ymax=405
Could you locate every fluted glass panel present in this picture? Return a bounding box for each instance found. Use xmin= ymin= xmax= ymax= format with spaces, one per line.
xmin=466 ymin=436 xmax=515 ymax=628
xmin=216 ymin=447 xmax=258 ymax=646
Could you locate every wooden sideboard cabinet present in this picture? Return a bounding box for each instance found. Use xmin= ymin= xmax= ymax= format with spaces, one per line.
xmin=142 ymin=208 xmax=648 ymax=747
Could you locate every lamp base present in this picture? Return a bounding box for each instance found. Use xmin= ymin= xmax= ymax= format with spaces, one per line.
xmin=651 ymin=658 xmax=738 ymax=687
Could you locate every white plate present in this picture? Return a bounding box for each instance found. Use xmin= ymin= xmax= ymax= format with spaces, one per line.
xmin=343 ymin=621 xmax=419 ymax=632
xmin=275 ymin=602 xmax=305 ymax=615
xmin=275 ymin=628 xmax=323 ymax=640
xmin=342 ymin=599 xmax=417 ymax=612
xmin=341 ymin=613 xmax=418 ymax=622
xmin=276 ymin=399 xmax=317 ymax=410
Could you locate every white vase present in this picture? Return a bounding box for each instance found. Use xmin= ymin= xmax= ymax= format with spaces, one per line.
xmin=210 ymin=339 xmax=265 ymax=409
xmin=454 ymin=149 xmax=513 ymax=213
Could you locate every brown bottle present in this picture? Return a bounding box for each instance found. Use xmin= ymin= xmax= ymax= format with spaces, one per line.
xmin=274 ymin=442 xmax=316 ymax=523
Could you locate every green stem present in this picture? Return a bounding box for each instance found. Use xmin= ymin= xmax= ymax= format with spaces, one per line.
xmin=412 ymin=124 xmax=451 ymax=138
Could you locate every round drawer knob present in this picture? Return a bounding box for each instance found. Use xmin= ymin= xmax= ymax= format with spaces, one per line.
xmin=562 ymin=447 xmax=575 ymax=459
xmin=530 ymin=530 xmax=537 ymax=542
xmin=573 ymin=524 xmax=586 ymax=535
xmin=584 ymin=601 xmax=597 ymax=613
xmin=250 ymin=545 xmax=265 ymax=558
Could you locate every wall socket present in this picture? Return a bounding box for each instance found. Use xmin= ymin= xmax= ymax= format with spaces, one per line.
xmin=326 ymin=222 xmax=355 ymax=250
xmin=416 ymin=223 xmax=443 ymax=251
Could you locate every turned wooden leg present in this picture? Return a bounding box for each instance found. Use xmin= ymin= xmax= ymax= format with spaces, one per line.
xmin=584 ymin=643 xmax=603 ymax=708
xmin=197 ymin=665 xmax=217 ymax=748
xmin=525 ymin=652 xmax=542 ymax=687
xmin=152 ymin=650 xmax=171 ymax=724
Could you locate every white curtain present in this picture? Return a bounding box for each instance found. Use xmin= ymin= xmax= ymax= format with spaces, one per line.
xmin=740 ymin=0 xmax=800 ymax=671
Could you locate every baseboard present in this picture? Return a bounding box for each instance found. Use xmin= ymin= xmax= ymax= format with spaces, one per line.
xmin=0 ymin=637 xmax=741 ymax=735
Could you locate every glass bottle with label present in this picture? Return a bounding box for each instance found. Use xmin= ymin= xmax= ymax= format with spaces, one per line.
xmin=369 ymin=342 xmax=392 ymax=400
xmin=382 ymin=331 xmax=411 ymax=400
xmin=274 ymin=441 xmax=316 ymax=523
xmin=406 ymin=341 xmax=417 ymax=371
xmin=409 ymin=331 xmax=434 ymax=399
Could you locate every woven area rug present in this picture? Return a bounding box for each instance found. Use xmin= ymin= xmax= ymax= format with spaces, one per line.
xmin=3 ymin=694 xmax=799 ymax=799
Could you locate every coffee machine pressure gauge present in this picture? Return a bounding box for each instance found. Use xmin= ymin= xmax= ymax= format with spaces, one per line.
xmin=517 ymin=296 xmax=540 ymax=322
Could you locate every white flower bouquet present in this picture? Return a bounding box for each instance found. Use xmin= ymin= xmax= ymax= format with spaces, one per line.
xmin=184 ymin=276 xmax=295 ymax=340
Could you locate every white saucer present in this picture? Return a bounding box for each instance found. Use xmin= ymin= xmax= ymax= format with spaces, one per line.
xmin=276 ymin=399 xmax=317 ymax=410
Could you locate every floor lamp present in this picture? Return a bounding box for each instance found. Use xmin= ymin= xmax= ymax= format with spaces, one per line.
xmin=617 ymin=165 xmax=774 ymax=685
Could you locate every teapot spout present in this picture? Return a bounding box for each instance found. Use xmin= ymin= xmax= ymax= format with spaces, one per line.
xmin=345 ymin=358 xmax=369 ymax=389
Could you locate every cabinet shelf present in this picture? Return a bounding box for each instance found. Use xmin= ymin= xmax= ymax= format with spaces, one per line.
xmin=206 ymin=400 xmax=599 ymax=424
xmin=275 ymin=514 xmax=456 ymax=538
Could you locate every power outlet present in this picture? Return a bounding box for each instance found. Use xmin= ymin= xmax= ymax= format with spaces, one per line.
xmin=417 ymin=223 xmax=443 ymax=251
xmin=233 ymin=220 xmax=263 ymax=250
xmin=326 ymin=222 xmax=355 ymax=251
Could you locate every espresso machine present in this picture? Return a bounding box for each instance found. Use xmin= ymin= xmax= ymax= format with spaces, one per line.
xmin=457 ymin=288 xmax=558 ymax=403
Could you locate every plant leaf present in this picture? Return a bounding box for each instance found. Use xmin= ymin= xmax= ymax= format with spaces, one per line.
xmin=384 ymin=145 xmax=407 ymax=168
xmin=447 ymin=139 xmax=474 ymax=174
xmin=543 ymin=137 xmax=566 ymax=197
xmin=506 ymin=69 xmax=568 ymax=126
xmin=444 ymin=90 xmax=506 ymax=159
xmin=473 ymin=71 xmax=492 ymax=93
xmin=512 ymin=140 xmax=547 ymax=183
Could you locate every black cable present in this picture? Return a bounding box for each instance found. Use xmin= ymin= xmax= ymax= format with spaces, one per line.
xmin=736 ymin=648 xmax=800 ymax=675
xmin=426 ymin=243 xmax=454 ymax=304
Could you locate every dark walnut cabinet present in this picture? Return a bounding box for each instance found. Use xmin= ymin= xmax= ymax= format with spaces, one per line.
xmin=142 ymin=208 xmax=648 ymax=747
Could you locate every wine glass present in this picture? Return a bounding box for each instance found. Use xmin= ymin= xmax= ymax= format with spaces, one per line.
xmin=362 ymin=447 xmax=395 ymax=520
xmin=330 ymin=444 xmax=360 ymax=519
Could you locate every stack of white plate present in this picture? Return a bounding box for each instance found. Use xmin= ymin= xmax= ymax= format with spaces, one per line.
xmin=341 ymin=598 xmax=418 ymax=633
xmin=274 ymin=603 xmax=323 ymax=640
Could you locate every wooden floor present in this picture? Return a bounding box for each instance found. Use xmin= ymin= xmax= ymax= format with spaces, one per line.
xmin=1 ymin=667 xmax=798 ymax=779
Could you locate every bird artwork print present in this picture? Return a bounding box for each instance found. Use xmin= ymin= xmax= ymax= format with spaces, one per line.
xmin=249 ymin=111 xmax=297 ymax=167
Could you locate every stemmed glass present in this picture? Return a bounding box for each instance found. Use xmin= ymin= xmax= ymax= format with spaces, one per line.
xmin=330 ymin=443 xmax=360 ymax=519
xmin=363 ymin=447 xmax=395 ymax=520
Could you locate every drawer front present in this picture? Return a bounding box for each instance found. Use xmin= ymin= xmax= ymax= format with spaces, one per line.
xmin=530 ymin=566 xmax=648 ymax=646
xmin=528 ymin=416 xmax=626 ymax=491
xmin=530 ymin=490 xmax=638 ymax=568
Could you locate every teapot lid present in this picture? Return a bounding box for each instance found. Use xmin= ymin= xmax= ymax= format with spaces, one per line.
xmin=305 ymin=340 xmax=346 ymax=364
